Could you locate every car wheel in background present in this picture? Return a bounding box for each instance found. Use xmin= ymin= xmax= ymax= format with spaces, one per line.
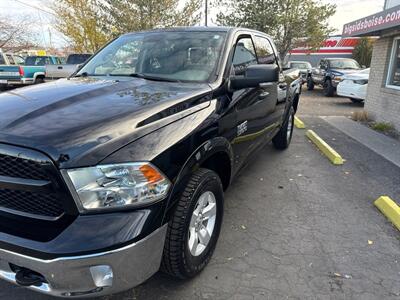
xmin=307 ymin=77 xmax=314 ymax=90
xmin=323 ymin=79 xmax=335 ymax=97
xmin=273 ymin=106 xmax=295 ymax=150
xmin=34 ymin=77 xmax=45 ymax=84
xmin=161 ymin=168 xmax=224 ymax=279
xmin=350 ymin=98 xmax=364 ymax=103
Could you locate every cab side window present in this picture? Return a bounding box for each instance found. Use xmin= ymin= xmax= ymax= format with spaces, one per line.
xmin=6 ymin=54 xmax=15 ymax=65
xmin=232 ymin=37 xmax=257 ymax=75
xmin=253 ymin=36 xmax=276 ymax=65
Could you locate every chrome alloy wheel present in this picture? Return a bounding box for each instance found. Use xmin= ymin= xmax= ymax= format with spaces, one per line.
xmin=188 ymin=191 xmax=217 ymax=256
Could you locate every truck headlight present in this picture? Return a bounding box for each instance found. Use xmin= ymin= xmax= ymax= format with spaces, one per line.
xmin=64 ymin=163 xmax=171 ymax=212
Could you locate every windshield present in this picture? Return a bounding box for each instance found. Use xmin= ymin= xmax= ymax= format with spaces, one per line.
xmin=290 ymin=62 xmax=311 ymax=69
xmin=77 ymin=31 xmax=227 ymax=82
xmin=329 ymin=59 xmax=360 ymax=69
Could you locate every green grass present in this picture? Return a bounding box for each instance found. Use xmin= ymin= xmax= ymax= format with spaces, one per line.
xmin=371 ymin=122 xmax=394 ymax=132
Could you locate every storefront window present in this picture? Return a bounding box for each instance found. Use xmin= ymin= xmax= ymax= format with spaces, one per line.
xmin=387 ymin=37 xmax=400 ymax=89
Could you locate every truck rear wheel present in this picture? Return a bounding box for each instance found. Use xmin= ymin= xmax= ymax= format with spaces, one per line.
xmin=34 ymin=77 xmax=45 ymax=84
xmin=161 ymin=168 xmax=223 ymax=279
xmin=273 ymin=106 xmax=295 ymax=150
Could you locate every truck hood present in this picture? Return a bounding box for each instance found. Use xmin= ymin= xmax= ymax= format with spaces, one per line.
xmin=0 ymin=77 xmax=212 ymax=167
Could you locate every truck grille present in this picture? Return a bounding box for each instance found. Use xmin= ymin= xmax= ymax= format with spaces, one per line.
xmin=0 ymin=145 xmax=66 ymax=219
xmin=0 ymin=153 xmax=49 ymax=180
xmin=0 ymin=189 xmax=64 ymax=217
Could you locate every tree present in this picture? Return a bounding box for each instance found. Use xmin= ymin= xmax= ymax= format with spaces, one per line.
xmin=101 ymin=0 xmax=202 ymax=37
xmin=0 ymin=16 xmax=37 ymax=51
xmin=352 ymin=37 xmax=374 ymax=67
xmin=215 ymin=0 xmax=336 ymax=61
xmin=53 ymin=0 xmax=108 ymax=53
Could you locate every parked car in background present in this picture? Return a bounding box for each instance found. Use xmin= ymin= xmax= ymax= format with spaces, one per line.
xmin=0 ymin=55 xmax=61 ymax=90
xmin=0 ymin=52 xmax=25 ymax=66
xmin=337 ymin=68 xmax=369 ymax=103
xmin=286 ymin=60 xmax=312 ymax=79
xmin=307 ymin=58 xmax=362 ymax=96
xmin=45 ymin=53 xmax=92 ymax=80
xmin=0 ymin=27 xmax=302 ymax=298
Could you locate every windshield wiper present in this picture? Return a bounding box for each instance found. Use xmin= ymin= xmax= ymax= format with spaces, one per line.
xmin=74 ymin=72 xmax=88 ymax=77
xmin=108 ymin=73 xmax=181 ymax=82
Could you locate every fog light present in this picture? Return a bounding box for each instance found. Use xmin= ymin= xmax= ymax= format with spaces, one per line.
xmin=90 ymin=265 xmax=113 ymax=287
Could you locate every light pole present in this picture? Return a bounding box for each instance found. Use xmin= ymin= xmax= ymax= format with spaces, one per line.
xmin=205 ymin=0 xmax=208 ymax=26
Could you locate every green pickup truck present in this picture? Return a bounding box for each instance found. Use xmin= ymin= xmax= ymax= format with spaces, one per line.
xmin=0 ymin=56 xmax=62 ymax=90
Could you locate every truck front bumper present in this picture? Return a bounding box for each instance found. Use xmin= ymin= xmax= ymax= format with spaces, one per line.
xmin=0 ymin=224 xmax=167 ymax=297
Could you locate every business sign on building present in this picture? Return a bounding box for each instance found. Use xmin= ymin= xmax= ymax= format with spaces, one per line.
xmin=289 ymin=37 xmax=360 ymax=55
xmin=343 ymin=5 xmax=400 ymax=37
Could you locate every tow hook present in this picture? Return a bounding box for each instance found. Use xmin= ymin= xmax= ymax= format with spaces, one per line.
xmin=15 ymin=268 xmax=46 ymax=287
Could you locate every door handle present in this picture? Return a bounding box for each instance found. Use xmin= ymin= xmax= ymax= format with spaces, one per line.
xmin=58 ymin=66 xmax=63 ymax=69
xmin=258 ymin=91 xmax=270 ymax=99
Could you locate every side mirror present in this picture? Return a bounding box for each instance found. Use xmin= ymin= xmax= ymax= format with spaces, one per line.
xmin=230 ymin=64 xmax=279 ymax=90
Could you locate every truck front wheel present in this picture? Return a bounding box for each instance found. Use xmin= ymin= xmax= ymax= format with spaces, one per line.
xmin=307 ymin=77 xmax=314 ymax=90
xmin=161 ymin=168 xmax=224 ymax=279
xmin=323 ymin=79 xmax=335 ymax=97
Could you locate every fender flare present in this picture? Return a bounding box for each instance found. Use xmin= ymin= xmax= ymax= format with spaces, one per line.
xmin=162 ymin=136 xmax=234 ymax=222
xmin=33 ymin=72 xmax=45 ymax=80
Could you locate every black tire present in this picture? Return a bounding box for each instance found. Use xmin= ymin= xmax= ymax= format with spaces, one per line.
xmin=350 ymin=98 xmax=364 ymax=103
xmin=307 ymin=77 xmax=314 ymax=90
xmin=0 ymin=85 xmax=7 ymax=91
xmin=323 ymin=79 xmax=335 ymax=97
xmin=161 ymin=168 xmax=224 ymax=279
xmin=273 ymin=106 xmax=295 ymax=150
xmin=34 ymin=77 xmax=45 ymax=84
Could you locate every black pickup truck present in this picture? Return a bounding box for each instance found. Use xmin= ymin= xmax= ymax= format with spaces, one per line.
xmin=307 ymin=58 xmax=362 ymax=96
xmin=0 ymin=27 xmax=301 ymax=297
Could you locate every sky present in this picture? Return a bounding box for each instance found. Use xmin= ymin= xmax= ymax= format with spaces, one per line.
xmin=0 ymin=0 xmax=386 ymax=48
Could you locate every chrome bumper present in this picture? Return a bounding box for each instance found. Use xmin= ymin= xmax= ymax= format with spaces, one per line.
xmin=0 ymin=224 xmax=167 ymax=298
xmin=2 ymin=78 xmax=34 ymax=85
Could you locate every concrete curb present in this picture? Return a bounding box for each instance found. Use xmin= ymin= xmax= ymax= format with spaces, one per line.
xmin=321 ymin=116 xmax=400 ymax=168
xmin=294 ymin=116 xmax=305 ymax=129
xmin=306 ymin=130 xmax=344 ymax=165
xmin=374 ymin=196 xmax=400 ymax=231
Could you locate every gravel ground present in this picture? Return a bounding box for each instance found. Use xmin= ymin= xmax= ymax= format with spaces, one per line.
xmin=1 ymin=88 xmax=399 ymax=300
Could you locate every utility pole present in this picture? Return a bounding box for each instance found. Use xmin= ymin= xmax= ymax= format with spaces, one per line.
xmin=205 ymin=0 xmax=208 ymax=26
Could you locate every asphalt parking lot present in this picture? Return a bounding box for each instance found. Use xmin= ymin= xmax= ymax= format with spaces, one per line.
xmin=1 ymin=87 xmax=399 ymax=299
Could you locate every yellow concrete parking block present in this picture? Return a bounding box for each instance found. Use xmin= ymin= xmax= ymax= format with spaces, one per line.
xmin=294 ymin=116 xmax=305 ymax=129
xmin=306 ymin=130 xmax=344 ymax=165
xmin=374 ymin=196 xmax=400 ymax=231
